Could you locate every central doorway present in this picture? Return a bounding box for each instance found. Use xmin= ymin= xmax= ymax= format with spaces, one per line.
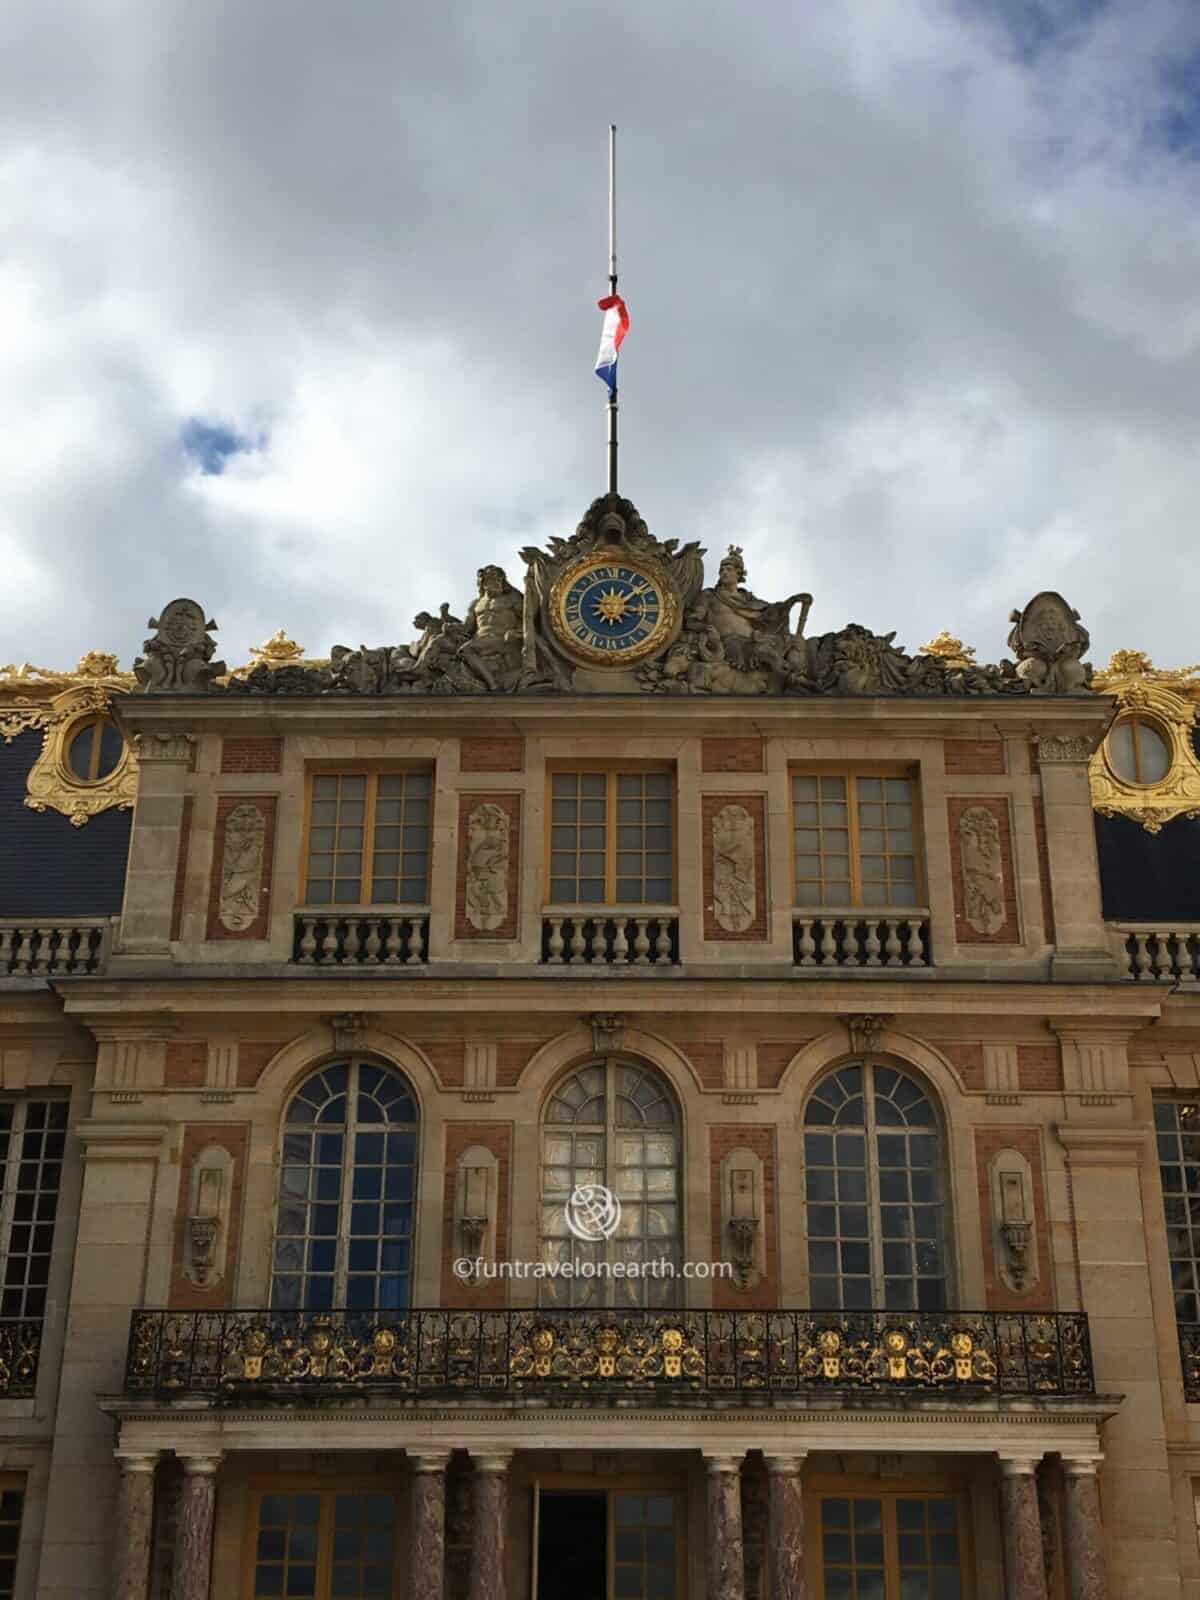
xmin=534 ymin=1489 xmax=680 ymax=1600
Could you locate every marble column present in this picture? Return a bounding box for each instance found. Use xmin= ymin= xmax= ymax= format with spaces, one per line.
xmin=705 ymin=1454 xmax=746 ymax=1600
xmin=411 ymin=1452 xmax=450 ymax=1600
xmin=112 ymin=1452 xmax=159 ymax=1600
xmin=999 ymin=1457 xmax=1049 ymax=1600
xmin=171 ymin=1454 xmax=222 ymax=1600
xmin=1062 ymin=1458 xmax=1108 ymax=1600
xmin=468 ymin=1453 xmax=511 ymax=1600
xmin=764 ymin=1453 xmax=807 ymax=1600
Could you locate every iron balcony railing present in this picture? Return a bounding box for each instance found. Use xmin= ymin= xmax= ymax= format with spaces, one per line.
xmin=1176 ymin=1325 xmax=1200 ymax=1400
xmin=0 ymin=1320 xmax=43 ymax=1397
xmin=125 ymin=1306 xmax=1093 ymax=1405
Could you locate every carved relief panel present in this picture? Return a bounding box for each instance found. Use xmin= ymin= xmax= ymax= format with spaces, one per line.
xmin=702 ymin=793 xmax=768 ymax=941
xmin=205 ymin=795 xmax=277 ymax=940
xmin=948 ymin=796 xmax=1019 ymax=945
xmin=455 ymin=793 xmax=521 ymax=940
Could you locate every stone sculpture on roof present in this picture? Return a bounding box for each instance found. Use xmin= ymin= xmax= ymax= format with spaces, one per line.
xmin=134 ymin=493 xmax=1094 ymax=700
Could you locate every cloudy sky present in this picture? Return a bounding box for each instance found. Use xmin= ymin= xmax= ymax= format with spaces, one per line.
xmin=3 ymin=0 xmax=1200 ymax=673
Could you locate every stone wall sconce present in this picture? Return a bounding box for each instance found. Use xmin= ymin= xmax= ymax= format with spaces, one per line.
xmin=998 ymin=1169 xmax=1032 ymax=1292
xmin=458 ymin=1164 xmax=491 ymax=1278
xmin=727 ymin=1167 xmax=760 ymax=1289
xmin=188 ymin=1167 xmax=224 ymax=1287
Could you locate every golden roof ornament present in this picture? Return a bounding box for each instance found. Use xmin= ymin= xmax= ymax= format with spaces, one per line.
xmin=920 ymin=631 xmax=977 ymax=669
xmin=1092 ymin=649 xmax=1200 ymax=691
xmin=250 ymin=629 xmax=306 ymax=668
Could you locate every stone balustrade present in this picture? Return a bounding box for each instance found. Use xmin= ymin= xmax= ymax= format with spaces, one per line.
xmin=292 ymin=912 xmax=430 ymax=966
xmin=1115 ymin=923 xmax=1200 ymax=983
xmin=0 ymin=919 xmax=112 ymax=977
xmin=541 ymin=910 xmax=680 ymax=966
xmin=792 ymin=909 xmax=931 ymax=969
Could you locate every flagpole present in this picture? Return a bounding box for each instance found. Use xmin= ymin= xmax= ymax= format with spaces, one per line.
xmin=607 ymin=123 xmax=618 ymax=496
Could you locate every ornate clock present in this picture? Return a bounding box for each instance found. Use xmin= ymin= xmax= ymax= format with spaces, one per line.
xmin=548 ymin=552 xmax=677 ymax=667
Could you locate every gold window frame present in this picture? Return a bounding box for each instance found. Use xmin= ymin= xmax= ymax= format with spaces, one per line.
xmin=299 ymin=765 xmax=434 ymax=910
xmin=788 ymin=763 xmax=925 ymax=909
xmin=544 ymin=760 xmax=677 ymax=908
xmin=805 ymin=1473 xmax=976 ymax=1599
xmin=240 ymin=1475 xmax=406 ymax=1600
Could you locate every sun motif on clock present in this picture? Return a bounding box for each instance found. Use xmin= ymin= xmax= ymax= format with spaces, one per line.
xmin=549 ymin=554 xmax=676 ymax=666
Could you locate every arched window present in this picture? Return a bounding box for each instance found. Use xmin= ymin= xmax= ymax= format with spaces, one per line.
xmin=804 ymin=1063 xmax=948 ymax=1311
xmin=540 ymin=1060 xmax=681 ymax=1307
xmin=272 ymin=1060 xmax=418 ymax=1313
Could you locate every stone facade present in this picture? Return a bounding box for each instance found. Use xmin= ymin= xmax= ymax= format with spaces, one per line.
xmin=4 ymin=535 xmax=1200 ymax=1600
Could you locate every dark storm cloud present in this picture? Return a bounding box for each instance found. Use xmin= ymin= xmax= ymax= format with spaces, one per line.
xmin=2 ymin=0 xmax=1199 ymax=671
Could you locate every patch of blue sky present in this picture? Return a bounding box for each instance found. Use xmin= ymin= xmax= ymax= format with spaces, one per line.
xmin=1155 ymin=48 xmax=1200 ymax=158
xmin=960 ymin=0 xmax=1108 ymax=64
xmin=180 ymin=418 xmax=264 ymax=476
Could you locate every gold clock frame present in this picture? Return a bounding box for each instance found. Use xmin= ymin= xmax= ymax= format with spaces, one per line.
xmin=548 ymin=549 xmax=678 ymax=668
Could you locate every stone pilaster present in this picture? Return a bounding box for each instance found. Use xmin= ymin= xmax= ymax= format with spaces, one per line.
xmin=467 ymin=1453 xmax=511 ymax=1600
xmin=1034 ymin=736 xmax=1115 ymax=979
xmin=411 ymin=1452 xmax=450 ymax=1600
xmin=116 ymin=731 xmax=195 ymax=956
xmin=111 ymin=1453 xmax=159 ymax=1600
xmin=171 ymin=1455 xmax=221 ymax=1600
xmin=763 ymin=1454 xmax=807 ymax=1600
xmin=704 ymin=1454 xmax=746 ymax=1600
xmin=1062 ymin=1459 xmax=1107 ymax=1600
xmin=999 ymin=1458 xmax=1049 ymax=1600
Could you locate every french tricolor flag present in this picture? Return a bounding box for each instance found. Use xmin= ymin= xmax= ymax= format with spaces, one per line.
xmin=594 ymin=293 xmax=629 ymax=394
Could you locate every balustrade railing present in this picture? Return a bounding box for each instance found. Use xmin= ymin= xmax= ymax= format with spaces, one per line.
xmin=792 ymin=909 xmax=931 ymax=969
xmin=125 ymin=1306 xmax=1093 ymax=1403
xmin=1115 ymin=924 xmax=1200 ymax=983
xmin=293 ymin=913 xmax=430 ymax=967
xmin=0 ymin=1321 xmax=42 ymax=1395
xmin=541 ymin=911 xmax=680 ymax=967
xmin=0 ymin=920 xmax=111 ymax=977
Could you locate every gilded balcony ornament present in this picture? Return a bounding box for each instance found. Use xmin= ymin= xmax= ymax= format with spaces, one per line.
xmin=1089 ymin=649 xmax=1200 ymax=831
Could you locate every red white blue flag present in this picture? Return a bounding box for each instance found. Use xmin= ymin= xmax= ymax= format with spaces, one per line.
xmin=594 ymin=293 xmax=629 ymax=394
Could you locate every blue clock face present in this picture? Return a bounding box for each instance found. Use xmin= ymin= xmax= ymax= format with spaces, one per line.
xmin=557 ymin=562 xmax=669 ymax=660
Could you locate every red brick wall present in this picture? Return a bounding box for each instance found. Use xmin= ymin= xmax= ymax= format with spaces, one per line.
xmin=758 ymin=1043 xmax=805 ymax=1090
xmin=710 ymin=1126 xmax=779 ymax=1309
xmin=205 ymin=794 xmax=277 ymax=940
xmin=170 ymin=796 xmax=194 ymax=941
xmin=238 ymin=1042 xmax=288 ymax=1088
xmin=454 ymin=792 xmax=521 ymax=940
xmin=1018 ymin=1044 xmax=1062 ymax=1092
xmin=496 ymin=1041 xmax=542 ymax=1089
xmin=701 ymin=738 xmax=764 ymax=773
xmin=948 ymin=795 xmax=1020 ymax=945
xmin=940 ymin=1041 xmax=985 ymax=1091
xmin=169 ymin=1124 xmax=249 ymax=1309
xmin=220 ymin=736 xmax=283 ymax=774
xmin=417 ymin=1041 xmax=466 ymax=1088
xmin=702 ymin=793 xmax=769 ymax=941
xmin=165 ymin=1041 xmax=206 ymax=1089
xmin=440 ymin=1124 xmax=512 ymax=1306
xmin=943 ymin=739 xmax=1005 ymax=775
xmin=1033 ymin=792 xmax=1056 ymax=944
xmin=688 ymin=1043 xmax=725 ymax=1090
xmin=974 ymin=1127 xmax=1053 ymax=1311
xmin=460 ymin=737 xmax=524 ymax=773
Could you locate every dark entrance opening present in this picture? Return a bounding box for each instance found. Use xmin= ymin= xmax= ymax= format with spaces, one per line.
xmin=537 ymin=1491 xmax=607 ymax=1600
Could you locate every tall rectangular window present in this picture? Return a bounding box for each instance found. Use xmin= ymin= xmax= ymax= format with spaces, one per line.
xmin=792 ymin=773 xmax=919 ymax=907
xmin=1155 ymin=1098 xmax=1200 ymax=1330
xmin=0 ymin=1100 xmax=67 ymax=1321
xmin=303 ymin=772 xmax=432 ymax=907
xmin=548 ymin=770 xmax=673 ymax=905
xmin=249 ymin=1489 xmax=399 ymax=1600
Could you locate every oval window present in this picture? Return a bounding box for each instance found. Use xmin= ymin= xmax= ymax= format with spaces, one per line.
xmin=1106 ymin=715 xmax=1171 ymax=786
xmin=65 ymin=717 xmax=125 ymax=783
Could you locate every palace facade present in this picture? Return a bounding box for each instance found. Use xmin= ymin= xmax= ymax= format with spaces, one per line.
xmin=2 ymin=492 xmax=1200 ymax=1600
